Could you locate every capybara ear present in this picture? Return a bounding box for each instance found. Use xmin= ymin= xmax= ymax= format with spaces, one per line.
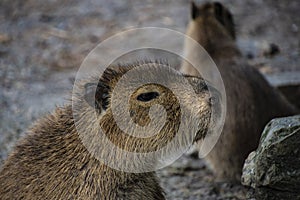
xmin=191 ymin=1 xmax=200 ymax=20
xmin=213 ymin=2 xmax=236 ymax=39
xmin=84 ymin=81 xmax=110 ymax=112
xmin=213 ymin=2 xmax=225 ymax=24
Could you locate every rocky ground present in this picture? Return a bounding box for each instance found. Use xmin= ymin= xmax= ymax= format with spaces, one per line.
xmin=0 ymin=0 xmax=299 ymax=199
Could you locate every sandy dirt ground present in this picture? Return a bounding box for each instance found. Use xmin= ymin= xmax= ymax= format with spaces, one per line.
xmin=0 ymin=0 xmax=299 ymax=199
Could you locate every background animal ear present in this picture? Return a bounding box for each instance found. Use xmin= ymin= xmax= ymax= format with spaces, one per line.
xmin=213 ymin=2 xmax=224 ymax=12
xmin=84 ymin=81 xmax=110 ymax=112
xmin=191 ymin=1 xmax=199 ymax=20
xmin=213 ymin=2 xmax=236 ymax=39
xmin=213 ymin=2 xmax=225 ymax=25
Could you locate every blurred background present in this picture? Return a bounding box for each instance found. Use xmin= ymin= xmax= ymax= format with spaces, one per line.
xmin=0 ymin=0 xmax=299 ymax=199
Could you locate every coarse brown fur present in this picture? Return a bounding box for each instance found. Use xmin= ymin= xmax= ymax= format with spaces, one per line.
xmin=181 ymin=2 xmax=299 ymax=182
xmin=0 ymin=61 xmax=218 ymax=199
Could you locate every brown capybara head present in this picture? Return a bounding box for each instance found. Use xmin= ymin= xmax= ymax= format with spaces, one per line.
xmin=191 ymin=1 xmax=236 ymax=39
xmin=72 ymin=61 xmax=220 ymax=170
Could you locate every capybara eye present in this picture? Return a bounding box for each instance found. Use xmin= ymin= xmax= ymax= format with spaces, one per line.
xmin=137 ymin=92 xmax=159 ymax=102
